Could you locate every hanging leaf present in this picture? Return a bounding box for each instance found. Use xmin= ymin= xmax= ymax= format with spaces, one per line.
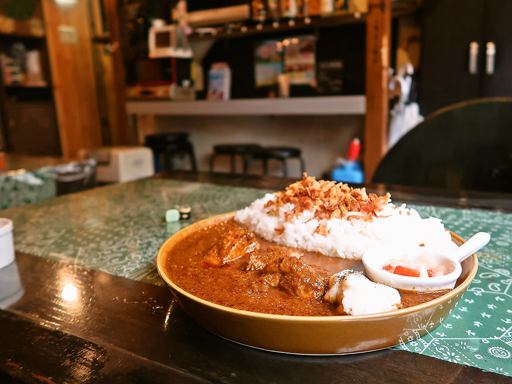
xmin=2 ymin=0 xmax=37 ymax=21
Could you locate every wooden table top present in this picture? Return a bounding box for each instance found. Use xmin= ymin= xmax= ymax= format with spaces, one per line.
xmin=0 ymin=171 xmax=511 ymax=383
xmin=0 ymin=154 xmax=75 ymax=173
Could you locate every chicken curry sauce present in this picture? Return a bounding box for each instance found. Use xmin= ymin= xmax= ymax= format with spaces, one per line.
xmin=165 ymin=219 xmax=450 ymax=316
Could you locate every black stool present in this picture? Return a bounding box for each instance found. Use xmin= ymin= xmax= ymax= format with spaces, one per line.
xmin=209 ymin=144 xmax=262 ymax=175
xmin=254 ymin=146 xmax=305 ymax=177
xmin=144 ymin=133 xmax=197 ymax=172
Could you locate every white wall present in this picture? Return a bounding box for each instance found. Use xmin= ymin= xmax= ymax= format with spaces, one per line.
xmin=140 ymin=115 xmax=364 ymax=178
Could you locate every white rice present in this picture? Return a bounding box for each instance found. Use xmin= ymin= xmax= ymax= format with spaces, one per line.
xmin=234 ymin=193 xmax=458 ymax=260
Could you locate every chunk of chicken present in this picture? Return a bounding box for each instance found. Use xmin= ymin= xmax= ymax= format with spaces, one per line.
xmin=250 ymin=272 xmax=282 ymax=293
xmin=260 ymin=272 xmax=281 ymax=287
xmin=245 ymin=247 xmax=288 ymax=272
xmin=246 ymin=248 xmax=327 ymax=300
xmin=203 ymin=226 xmax=259 ymax=266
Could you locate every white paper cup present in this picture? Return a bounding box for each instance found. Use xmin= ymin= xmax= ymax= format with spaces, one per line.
xmin=0 ymin=218 xmax=14 ymax=269
xmin=0 ymin=261 xmax=23 ymax=309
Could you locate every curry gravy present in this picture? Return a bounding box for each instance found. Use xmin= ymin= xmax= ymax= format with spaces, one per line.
xmin=166 ymin=219 xmax=449 ymax=316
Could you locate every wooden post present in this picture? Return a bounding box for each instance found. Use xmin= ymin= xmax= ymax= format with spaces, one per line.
xmin=364 ymin=0 xmax=391 ymax=181
xmin=103 ymin=0 xmax=133 ymax=145
xmin=42 ymin=0 xmax=103 ymax=157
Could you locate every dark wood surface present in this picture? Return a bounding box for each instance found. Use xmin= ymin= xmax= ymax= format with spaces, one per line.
xmin=483 ymin=0 xmax=512 ymax=97
xmin=1 ymin=252 xmax=510 ymax=384
xmin=1 ymin=153 xmax=75 ymax=172
xmin=419 ymin=0 xmax=512 ymax=115
xmin=1 ymin=172 xmax=511 ymax=383
xmin=419 ymin=0 xmax=485 ymax=115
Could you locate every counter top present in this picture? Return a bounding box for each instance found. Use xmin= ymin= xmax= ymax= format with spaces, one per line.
xmin=0 ymin=172 xmax=511 ymax=382
xmin=0 ymin=154 xmax=66 ymax=210
xmin=1 ymin=154 xmax=74 ymax=173
xmin=126 ymin=95 xmax=366 ymax=116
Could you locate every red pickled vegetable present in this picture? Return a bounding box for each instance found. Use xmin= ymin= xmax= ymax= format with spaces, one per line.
xmin=427 ymin=269 xmax=434 ymax=277
xmin=383 ymin=264 xmax=395 ymax=272
xmin=393 ymin=265 xmax=421 ymax=277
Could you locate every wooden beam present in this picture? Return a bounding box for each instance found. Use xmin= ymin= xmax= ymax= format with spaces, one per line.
xmin=42 ymin=0 xmax=103 ymax=157
xmin=364 ymin=0 xmax=391 ymax=181
xmin=103 ymin=0 xmax=133 ymax=145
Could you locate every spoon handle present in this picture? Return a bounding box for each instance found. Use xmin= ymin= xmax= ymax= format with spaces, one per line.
xmin=455 ymin=232 xmax=491 ymax=262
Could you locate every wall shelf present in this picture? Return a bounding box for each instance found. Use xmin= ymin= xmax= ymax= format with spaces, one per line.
xmin=190 ymin=13 xmax=366 ymax=42
xmin=0 ymin=32 xmax=45 ymax=41
xmin=5 ymin=85 xmax=50 ymax=89
xmin=126 ymin=95 xmax=365 ymax=116
xmin=188 ymin=1 xmax=418 ymax=42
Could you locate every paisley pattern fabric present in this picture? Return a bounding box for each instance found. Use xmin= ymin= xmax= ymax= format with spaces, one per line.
xmin=1 ymin=178 xmax=510 ymax=376
xmin=397 ymin=205 xmax=511 ymax=377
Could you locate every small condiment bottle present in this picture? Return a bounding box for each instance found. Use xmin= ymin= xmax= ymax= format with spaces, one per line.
xmin=178 ymin=205 xmax=191 ymax=220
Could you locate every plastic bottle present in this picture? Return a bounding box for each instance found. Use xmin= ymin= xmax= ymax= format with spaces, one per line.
xmin=331 ymin=138 xmax=364 ymax=184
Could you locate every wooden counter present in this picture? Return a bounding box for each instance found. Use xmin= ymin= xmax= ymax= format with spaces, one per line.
xmin=126 ymin=96 xmax=366 ymax=116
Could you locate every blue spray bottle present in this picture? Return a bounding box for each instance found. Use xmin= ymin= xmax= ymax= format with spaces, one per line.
xmin=331 ymin=138 xmax=364 ymax=184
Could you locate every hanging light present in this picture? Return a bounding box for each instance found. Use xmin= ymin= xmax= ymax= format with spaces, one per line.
xmin=54 ymin=0 xmax=78 ymax=8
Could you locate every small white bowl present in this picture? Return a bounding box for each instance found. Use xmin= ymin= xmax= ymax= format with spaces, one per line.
xmin=0 ymin=218 xmax=14 ymax=269
xmin=362 ymin=246 xmax=462 ymax=292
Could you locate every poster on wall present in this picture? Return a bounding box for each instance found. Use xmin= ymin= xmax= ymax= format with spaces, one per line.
xmin=254 ymin=39 xmax=283 ymax=87
xmin=283 ymin=35 xmax=316 ymax=86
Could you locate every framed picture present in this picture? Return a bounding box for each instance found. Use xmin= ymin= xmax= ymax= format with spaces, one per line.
xmin=283 ymin=35 xmax=316 ymax=86
xmin=255 ymin=39 xmax=284 ymax=87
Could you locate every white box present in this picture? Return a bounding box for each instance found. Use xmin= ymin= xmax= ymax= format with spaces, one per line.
xmin=90 ymin=147 xmax=155 ymax=183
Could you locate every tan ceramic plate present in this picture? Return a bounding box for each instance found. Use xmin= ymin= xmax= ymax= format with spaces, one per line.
xmin=156 ymin=213 xmax=478 ymax=355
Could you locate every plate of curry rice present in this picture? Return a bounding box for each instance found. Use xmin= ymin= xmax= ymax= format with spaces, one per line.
xmin=157 ymin=176 xmax=478 ymax=354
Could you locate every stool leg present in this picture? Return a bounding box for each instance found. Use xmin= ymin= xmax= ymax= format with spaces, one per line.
xmin=156 ymin=153 xmax=162 ymax=173
xmin=209 ymin=154 xmax=216 ymax=173
xmin=151 ymin=151 xmax=162 ymax=173
xmin=242 ymin=155 xmax=249 ymax=176
xmin=168 ymin=154 xmax=174 ymax=172
xmin=280 ymin=158 xmax=288 ymax=178
xmin=230 ymin=155 xmax=236 ymax=174
xmin=164 ymin=148 xmax=174 ymax=172
xmin=263 ymin=158 xmax=269 ymax=175
xmin=299 ymin=157 xmax=305 ymax=175
xmin=188 ymin=143 xmax=197 ymax=172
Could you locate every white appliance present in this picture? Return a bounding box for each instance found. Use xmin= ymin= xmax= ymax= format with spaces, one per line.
xmin=88 ymin=147 xmax=154 ymax=183
xmin=148 ymin=19 xmax=192 ymax=59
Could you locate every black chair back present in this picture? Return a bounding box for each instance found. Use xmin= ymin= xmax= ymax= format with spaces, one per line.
xmin=372 ymin=98 xmax=512 ymax=192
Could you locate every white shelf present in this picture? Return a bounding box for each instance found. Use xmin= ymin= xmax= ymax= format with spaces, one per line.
xmin=126 ymin=96 xmax=365 ymax=116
